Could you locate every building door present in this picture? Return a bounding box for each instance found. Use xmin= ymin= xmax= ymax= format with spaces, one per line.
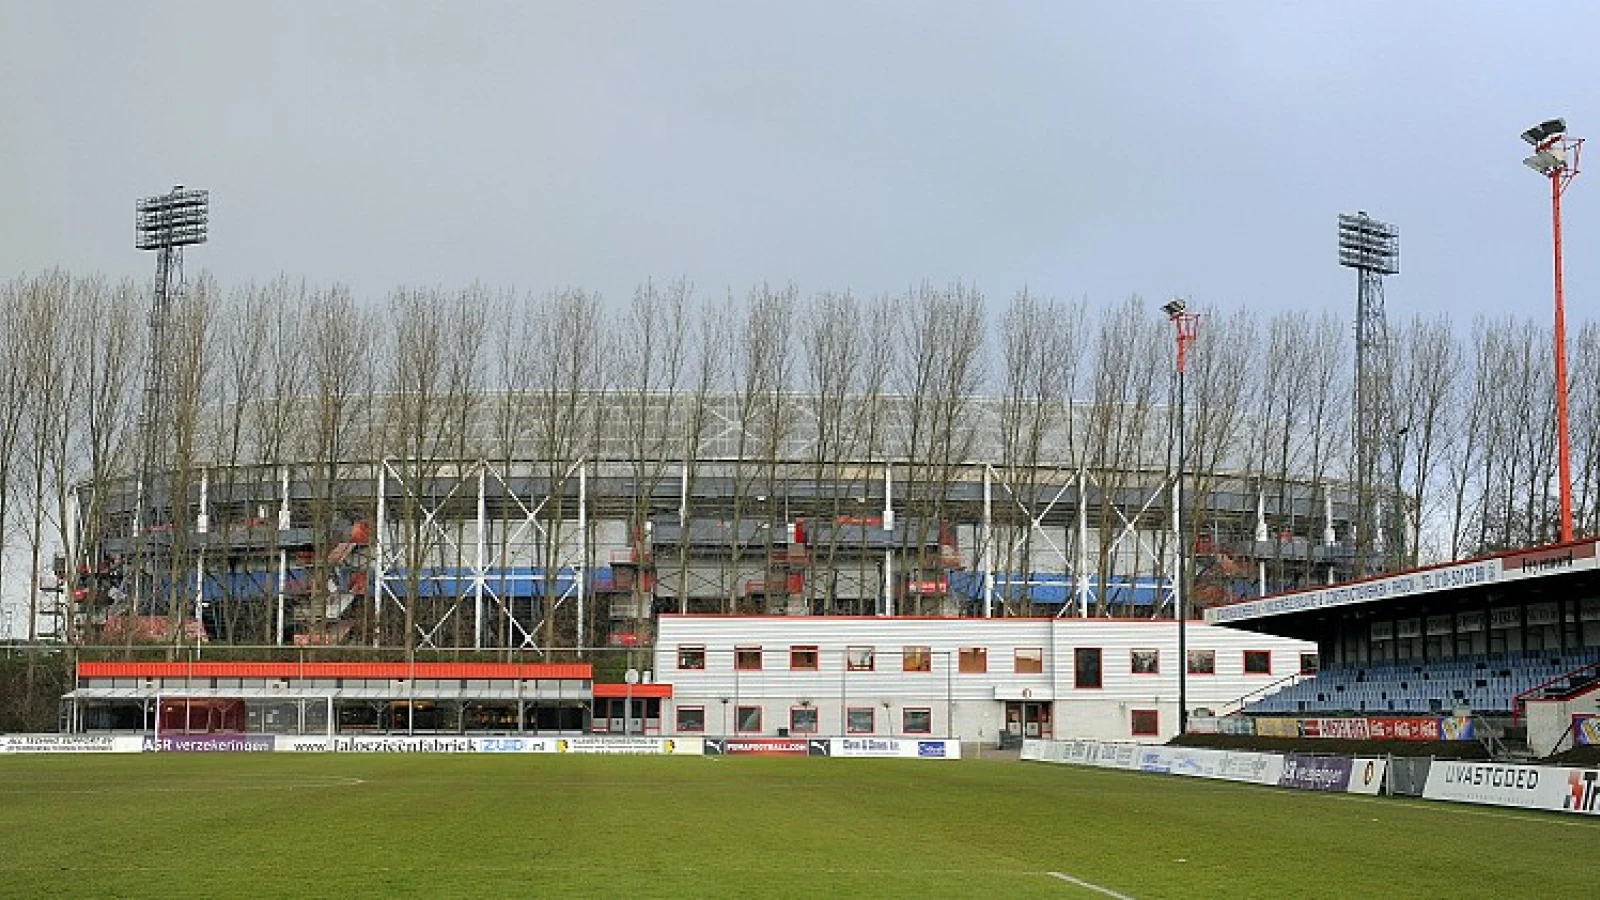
xmin=1005 ymin=701 xmax=1053 ymax=740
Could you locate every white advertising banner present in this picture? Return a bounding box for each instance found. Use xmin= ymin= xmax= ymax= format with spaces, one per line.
xmin=331 ymin=736 xmax=501 ymax=753
xmin=1134 ymin=746 xmax=1284 ymax=786
xmin=275 ymin=736 xmax=333 ymax=753
xmin=829 ymin=738 xmax=962 ymax=759
xmin=1349 ymin=758 xmax=1388 ymax=795
xmin=1423 ymin=760 xmax=1600 ymax=816
xmin=555 ymin=736 xmax=702 ymax=755
xmin=1 ymin=734 xmax=143 ymax=754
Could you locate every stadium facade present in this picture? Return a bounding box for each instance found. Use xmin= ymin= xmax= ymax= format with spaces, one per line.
xmin=66 ymin=391 xmax=1367 ymax=650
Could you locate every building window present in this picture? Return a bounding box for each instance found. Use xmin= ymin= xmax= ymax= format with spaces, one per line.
xmin=846 ymin=646 xmax=875 ymax=671
xmin=903 ymin=646 xmax=932 ymax=672
xmin=958 ymin=647 xmax=988 ymax=674
xmin=1187 ymin=649 xmax=1216 ymax=675
xmin=735 ymin=705 xmax=762 ymax=732
xmin=903 ymin=708 xmax=932 ymax=734
xmin=847 ymin=707 xmax=875 ymax=734
xmin=735 ymin=647 xmax=762 ymax=671
xmin=1130 ymin=709 xmax=1160 ymax=736
xmin=1244 ymin=650 xmax=1272 ymax=675
xmin=1131 ymin=649 xmax=1160 ymax=675
xmin=1299 ymin=652 xmax=1320 ymax=675
xmin=676 ymin=706 xmax=705 ymax=732
xmin=790 ymin=706 xmax=819 ymax=734
xmin=1074 ymin=647 xmax=1102 ymax=689
xmin=1014 ymin=647 xmax=1044 ymax=674
xmin=677 ymin=646 xmax=705 ymax=670
xmin=790 ymin=646 xmax=820 ymax=671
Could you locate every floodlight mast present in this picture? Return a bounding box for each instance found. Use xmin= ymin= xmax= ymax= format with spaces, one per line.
xmin=132 ymin=186 xmax=209 ymax=634
xmin=1164 ymin=297 xmax=1200 ymax=737
xmin=1337 ymin=212 xmax=1399 ymax=577
xmin=1522 ymin=120 xmax=1581 ymax=544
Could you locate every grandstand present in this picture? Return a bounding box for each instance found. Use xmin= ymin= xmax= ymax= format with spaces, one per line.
xmin=65 ymin=391 xmax=1367 ymax=650
xmin=1207 ymin=538 xmax=1600 ymax=757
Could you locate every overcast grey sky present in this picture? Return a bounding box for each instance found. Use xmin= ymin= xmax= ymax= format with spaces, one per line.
xmin=2 ymin=1 xmax=1598 ymax=324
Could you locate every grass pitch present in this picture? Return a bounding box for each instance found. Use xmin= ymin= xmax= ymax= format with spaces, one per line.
xmin=0 ymin=754 xmax=1592 ymax=899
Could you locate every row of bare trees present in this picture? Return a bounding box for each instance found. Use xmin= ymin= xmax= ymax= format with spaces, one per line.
xmin=0 ymin=269 xmax=1594 ymax=642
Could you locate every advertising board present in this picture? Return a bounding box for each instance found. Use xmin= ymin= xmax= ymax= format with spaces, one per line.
xmin=331 ymin=736 xmax=488 ymax=753
xmin=827 ymin=738 xmax=962 ymax=759
xmin=1576 ymin=715 xmax=1600 ymax=746
xmin=704 ymin=738 xmax=811 ymax=756
xmin=1422 ymin=761 xmax=1600 ymax=816
xmin=0 ymin=734 xmax=142 ymax=754
xmin=557 ymin=736 xmax=698 ymax=755
xmin=1278 ymin=754 xmax=1353 ymax=791
xmin=146 ymin=734 xmax=274 ymax=753
xmin=1349 ymin=757 xmax=1387 ymax=795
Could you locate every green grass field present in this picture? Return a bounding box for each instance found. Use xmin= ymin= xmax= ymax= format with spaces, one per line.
xmin=0 ymin=754 xmax=1593 ymax=899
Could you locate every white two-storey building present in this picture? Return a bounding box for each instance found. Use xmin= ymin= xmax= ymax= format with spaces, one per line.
xmin=652 ymin=615 xmax=1315 ymax=743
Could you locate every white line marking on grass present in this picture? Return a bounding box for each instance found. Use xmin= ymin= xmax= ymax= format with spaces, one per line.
xmin=1046 ymin=871 xmax=1136 ymax=898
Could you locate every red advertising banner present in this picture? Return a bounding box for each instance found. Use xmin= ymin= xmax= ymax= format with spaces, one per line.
xmin=1295 ymin=716 xmax=1472 ymax=741
xmin=1365 ymin=717 xmax=1442 ymax=741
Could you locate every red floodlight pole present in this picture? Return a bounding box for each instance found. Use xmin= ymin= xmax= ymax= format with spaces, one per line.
xmin=1522 ymin=119 xmax=1582 ymax=543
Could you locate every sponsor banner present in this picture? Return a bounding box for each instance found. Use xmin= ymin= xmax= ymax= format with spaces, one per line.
xmin=1207 ymin=557 xmax=1500 ymax=623
xmin=1365 ymin=718 xmax=1438 ymax=741
xmin=476 ymin=737 xmax=554 ymax=754
xmin=1278 ymin=716 xmax=1475 ymax=742
xmin=1020 ymin=739 xmax=1045 ymax=761
xmin=1427 ymin=759 xmax=1561 ymax=810
xmin=557 ymin=737 xmax=697 ymax=755
xmin=1349 ymin=757 xmax=1388 ymax=795
xmin=1135 ymin=746 xmax=1284 ymax=785
xmin=1575 ymin=715 xmax=1600 ymax=746
xmin=1278 ymin=754 xmax=1353 ymax=792
xmin=1220 ymin=717 xmax=1258 ymax=736
xmin=332 ymin=736 xmax=488 ymax=753
xmin=705 ymin=738 xmax=809 ymax=757
xmin=275 ymin=736 xmax=333 ymax=753
xmin=1254 ymin=717 xmax=1300 ymax=738
xmin=147 ymin=733 xmax=274 ymax=753
xmin=1 ymin=734 xmax=142 ymax=754
xmin=1302 ymin=718 xmax=1371 ymax=740
xmin=1187 ymin=717 xmax=1221 ymax=735
xmin=829 ymin=737 xmax=962 ymax=760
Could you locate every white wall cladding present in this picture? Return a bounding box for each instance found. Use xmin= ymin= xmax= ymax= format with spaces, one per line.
xmin=655 ymin=616 xmax=1314 ymax=743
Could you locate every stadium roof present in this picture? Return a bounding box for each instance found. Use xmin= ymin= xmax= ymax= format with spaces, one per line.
xmin=1204 ymin=538 xmax=1600 ymax=638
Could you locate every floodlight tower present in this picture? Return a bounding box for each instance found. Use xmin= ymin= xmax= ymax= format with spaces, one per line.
xmin=1163 ymin=296 xmax=1199 ymax=736
xmin=1521 ymin=118 xmax=1582 ymax=543
xmin=1338 ymin=212 xmax=1399 ymax=577
xmin=133 ymin=187 xmax=209 ymax=618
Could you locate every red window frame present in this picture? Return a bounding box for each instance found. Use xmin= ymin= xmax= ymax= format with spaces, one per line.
xmin=902 ymin=707 xmax=933 ymax=735
xmin=735 ymin=705 xmax=762 ymax=733
xmin=1244 ymin=649 xmax=1273 ymax=675
xmin=677 ymin=646 xmax=705 ymax=670
xmin=789 ymin=706 xmax=819 ymax=734
xmin=1130 ymin=648 xmax=1160 ymax=675
xmin=903 ymin=646 xmax=932 ymax=673
xmin=734 ymin=647 xmax=762 ymax=671
xmin=1014 ymin=647 xmax=1044 ymax=674
xmin=958 ymin=647 xmax=988 ymax=674
xmin=846 ymin=706 xmax=875 ymax=734
xmin=675 ymin=706 xmax=706 ymax=733
xmin=1074 ymin=647 xmax=1103 ymax=689
xmin=1130 ymin=709 xmax=1160 ymax=736
xmin=790 ymin=645 xmax=820 ymax=671
xmin=846 ymin=646 xmax=875 ymax=671
xmin=1187 ymin=649 xmax=1216 ymax=675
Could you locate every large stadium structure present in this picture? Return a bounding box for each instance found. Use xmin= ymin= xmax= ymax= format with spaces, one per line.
xmin=65 ymin=390 xmax=1367 ymax=650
